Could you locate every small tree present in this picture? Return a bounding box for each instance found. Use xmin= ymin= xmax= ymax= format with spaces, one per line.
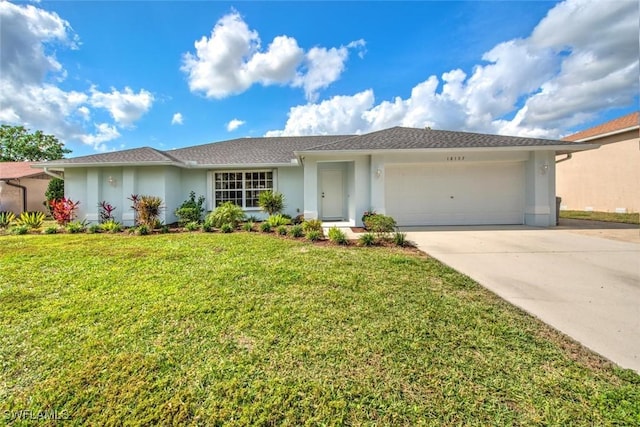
xmin=175 ymin=191 xmax=205 ymax=225
xmin=258 ymin=191 xmax=285 ymax=215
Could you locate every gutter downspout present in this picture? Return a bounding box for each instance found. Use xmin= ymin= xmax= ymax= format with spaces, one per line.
xmin=43 ymin=167 xmax=64 ymax=180
xmin=555 ymin=153 xmax=572 ymax=164
xmin=2 ymin=179 xmax=27 ymax=213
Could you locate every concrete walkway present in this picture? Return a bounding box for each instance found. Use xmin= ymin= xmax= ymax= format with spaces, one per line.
xmin=403 ymin=225 xmax=640 ymax=373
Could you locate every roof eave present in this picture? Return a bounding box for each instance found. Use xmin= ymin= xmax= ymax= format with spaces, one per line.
xmin=185 ymin=162 xmax=300 ymax=169
xmin=569 ymin=125 xmax=640 ymax=143
xmin=32 ymin=161 xmax=181 ymax=168
xmin=298 ymin=144 xmax=601 ymax=155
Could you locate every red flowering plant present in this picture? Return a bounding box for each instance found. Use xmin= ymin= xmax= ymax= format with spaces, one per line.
xmin=48 ymin=198 xmax=80 ymax=225
xmin=98 ymin=201 xmax=116 ymax=223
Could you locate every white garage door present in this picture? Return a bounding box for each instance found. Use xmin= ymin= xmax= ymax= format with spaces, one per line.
xmin=385 ymin=162 xmax=525 ymax=226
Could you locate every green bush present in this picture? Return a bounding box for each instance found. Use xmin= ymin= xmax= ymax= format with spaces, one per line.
xmin=201 ymin=223 xmax=214 ymax=233
xmin=87 ymin=224 xmax=101 ymax=234
xmin=136 ymin=224 xmax=150 ymax=236
xmin=220 ymin=223 xmax=234 ymax=233
xmin=137 ymin=196 xmax=163 ymax=227
xmin=10 ymin=225 xmax=29 ymax=235
xmin=160 ymin=225 xmax=170 ymax=234
xmin=292 ymin=214 xmax=304 ymax=225
xmin=267 ymin=214 xmax=291 ymax=227
xmin=364 ymin=214 xmax=397 ymax=237
xmin=306 ymin=229 xmax=322 ymax=241
xmin=100 ymin=220 xmax=122 ymax=233
xmin=175 ymin=191 xmax=205 ymax=225
xmin=242 ymin=222 xmax=255 ymax=232
xmin=327 ymin=226 xmax=347 ymax=245
xmin=258 ymin=191 xmax=285 ymax=215
xmin=0 ymin=211 xmax=16 ymax=229
xmin=289 ymin=224 xmax=303 ymax=238
xmin=359 ymin=232 xmax=376 ymax=246
xmin=259 ymin=222 xmax=272 ymax=233
xmin=205 ymin=202 xmax=245 ymax=228
xmin=66 ymin=221 xmax=86 ymax=234
xmin=393 ymin=231 xmax=408 ymax=247
xmin=44 ymin=178 xmax=64 ymax=212
xmin=277 ymin=225 xmax=288 ymax=236
xmin=184 ymin=221 xmax=200 ymax=232
xmin=16 ymin=211 xmax=45 ymax=229
xmin=43 ymin=226 xmax=58 ymax=235
xmin=302 ymin=219 xmax=323 ymax=233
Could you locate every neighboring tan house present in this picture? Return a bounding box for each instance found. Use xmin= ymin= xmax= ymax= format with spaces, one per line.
xmin=556 ymin=112 xmax=640 ymax=213
xmin=0 ymin=162 xmax=53 ymax=214
xmin=35 ymin=127 xmax=597 ymax=227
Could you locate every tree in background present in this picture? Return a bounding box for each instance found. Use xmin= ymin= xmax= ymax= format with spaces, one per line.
xmin=0 ymin=125 xmax=71 ymax=161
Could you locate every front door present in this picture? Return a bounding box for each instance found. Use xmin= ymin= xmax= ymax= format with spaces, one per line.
xmin=320 ymin=169 xmax=344 ymax=219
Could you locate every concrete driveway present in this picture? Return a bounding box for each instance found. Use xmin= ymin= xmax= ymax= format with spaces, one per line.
xmin=404 ymin=222 xmax=640 ymax=372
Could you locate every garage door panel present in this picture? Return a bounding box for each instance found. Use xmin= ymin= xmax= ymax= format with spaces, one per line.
xmin=385 ymin=162 xmax=524 ymax=226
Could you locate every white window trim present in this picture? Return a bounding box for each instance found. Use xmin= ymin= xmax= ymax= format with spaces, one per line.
xmin=209 ymin=169 xmax=277 ymax=210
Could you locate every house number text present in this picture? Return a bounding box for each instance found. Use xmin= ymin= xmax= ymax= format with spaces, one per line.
xmin=446 ymin=156 xmax=465 ymax=161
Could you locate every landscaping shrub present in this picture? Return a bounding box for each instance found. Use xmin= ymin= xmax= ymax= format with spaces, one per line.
xmin=361 ymin=210 xmax=377 ymax=226
xmin=98 ymin=201 xmax=116 ymax=223
xmin=184 ymin=221 xmax=200 ymax=232
xmin=43 ymin=226 xmax=58 ymax=235
xmin=288 ymin=224 xmax=304 ymax=238
xmin=136 ymin=196 xmax=163 ymax=227
xmin=16 ymin=211 xmax=45 ymax=229
xmin=305 ymin=229 xmax=322 ymax=241
xmin=87 ymin=224 xmax=101 ymax=234
xmin=65 ymin=221 xmax=86 ymax=234
xmin=328 ymin=226 xmax=347 ymax=245
xmin=136 ymin=224 xmax=150 ymax=236
xmin=49 ymin=198 xmax=79 ymax=225
xmin=44 ymin=178 xmax=64 ymax=208
xmin=259 ymin=222 xmax=272 ymax=233
xmin=201 ymin=223 xmax=214 ymax=233
xmin=258 ymin=190 xmax=285 ymax=215
xmin=159 ymin=225 xmax=170 ymax=234
xmin=293 ymin=214 xmax=304 ymax=225
xmin=359 ymin=232 xmax=376 ymax=246
xmin=0 ymin=211 xmax=16 ymax=229
xmin=220 ymin=223 xmax=234 ymax=233
xmin=9 ymin=225 xmax=29 ymax=235
xmin=277 ymin=225 xmax=288 ymax=236
xmin=205 ymin=202 xmax=245 ymax=228
xmin=393 ymin=231 xmax=408 ymax=247
xmin=100 ymin=220 xmax=122 ymax=233
xmin=364 ymin=214 xmax=397 ymax=238
xmin=242 ymin=222 xmax=255 ymax=232
xmin=267 ymin=214 xmax=291 ymax=227
xmin=175 ymin=191 xmax=205 ymax=225
xmin=302 ymin=219 xmax=323 ymax=233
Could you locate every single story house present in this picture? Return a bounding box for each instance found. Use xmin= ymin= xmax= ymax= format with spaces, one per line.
xmin=35 ymin=127 xmax=598 ymax=227
xmin=556 ymin=112 xmax=639 ymax=213
xmin=0 ymin=161 xmax=53 ymax=214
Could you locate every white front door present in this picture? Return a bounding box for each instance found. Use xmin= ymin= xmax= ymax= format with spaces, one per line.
xmin=320 ymin=169 xmax=344 ymax=219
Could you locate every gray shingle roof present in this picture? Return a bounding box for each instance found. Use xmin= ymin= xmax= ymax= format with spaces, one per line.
xmin=167 ymin=135 xmax=351 ymax=166
xmin=40 ymin=147 xmax=179 ymax=165
xmin=35 ymin=127 xmax=589 ymax=169
xmin=301 ymin=127 xmax=580 ymax=151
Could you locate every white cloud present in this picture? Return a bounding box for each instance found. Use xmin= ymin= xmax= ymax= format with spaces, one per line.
xmin=0 ymin=2 xmax=154 ymax=152
xmin=267 ymin=0 xmax=638 ymax=139
xmin=171 ymin=112 xmax=184 ymax=125
xmin=181 ymin=11 xmax=364 ymax=101
xmin=89 ymin=86 xmax=154 ymax=128
xmin=226 ymin=119 xmax=245 ymax=132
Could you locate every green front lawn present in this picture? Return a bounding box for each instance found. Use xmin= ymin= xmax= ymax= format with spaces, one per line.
xmin=560 ymin=210 xmax=640 ymax=224
xmin=1 ymin=233 xmax=638 ymax=425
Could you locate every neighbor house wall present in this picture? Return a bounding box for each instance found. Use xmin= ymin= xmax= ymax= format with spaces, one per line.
xmin=556 ymin=130 xmax=640 ymax=213
xmin=0 ymin=177 xmax=49 ymax=213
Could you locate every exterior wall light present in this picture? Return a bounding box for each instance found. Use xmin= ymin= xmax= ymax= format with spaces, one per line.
xmin=376 ymin=168 xmax=382 ymax=178
xmin=107 ymin=176 xmax=117 ymax=187
xmin=539 ymin=163 xmax=549 ymax=175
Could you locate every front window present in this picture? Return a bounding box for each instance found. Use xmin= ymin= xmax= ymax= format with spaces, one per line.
xmin=214 ymin=171 xmax=273 ymax=208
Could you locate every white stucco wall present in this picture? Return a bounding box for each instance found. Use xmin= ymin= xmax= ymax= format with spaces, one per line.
xmin=276 ymin=167 xmax=304 ymax=218
xmin=0 ymin=178 xmax=50 ymax=213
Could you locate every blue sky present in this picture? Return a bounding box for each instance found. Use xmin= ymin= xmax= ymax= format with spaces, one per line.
xmin=1 ymin=1 xmax=638 ymax=157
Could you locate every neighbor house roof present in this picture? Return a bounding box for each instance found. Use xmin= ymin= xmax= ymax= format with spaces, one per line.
xmin=35 ymin=126 xmax=596 ymax=169
xmin=297 ymin=127 xmax=591 ymax=153
xmin=563 ymin=112 xmax=639 ymax=142
xmin=0 ymin=162 xmax=49 ymax=179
